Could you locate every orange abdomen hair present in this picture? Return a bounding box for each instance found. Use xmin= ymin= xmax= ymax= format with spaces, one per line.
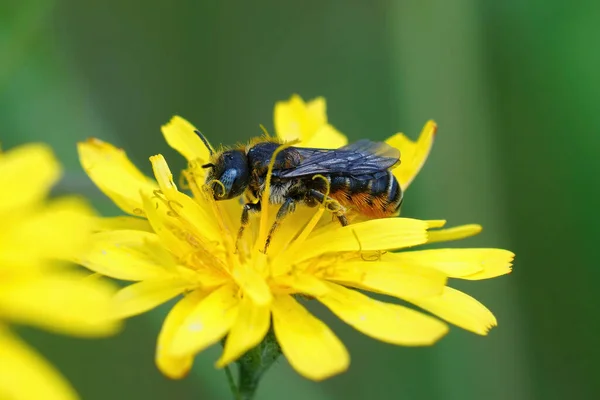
xmin=328 ymin=171 xmax=403 ymax=218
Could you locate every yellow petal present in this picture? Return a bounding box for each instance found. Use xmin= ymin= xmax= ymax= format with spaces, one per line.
xmin=263 ymin=206 xmax=322 ymax=258
xmin=0 ymin=329 xmax=79 ymax=400
xmin=387 ymin=120 xmax=436 ymax=190
xmin=272 ymin=274 xmax=330 ymax=297
xmin=77 ymin=230 xmax=175 ymax=281
xmin=289 ymin=218 xmax=428 ymax=264
xmin=113 ymin=278 xmax=191 ymax=319
xmin=156 ymin=290 xmax=208 ymax=379
xmin=161 ymin=116 xmax=211 ymax=163
xmin=303 ymin=124 xmax=348 ymax=149
xmin=169 ymin=189 xmax=223 ymax=242
xmin=0 ymin=197 xmax=95 ymax=268
xmin=305 ymin=96 xmax=327 ymax=127
xmin=426 ymin=220 xmax=446 ymax=228
xmin=319 ymin=283 xmax=448 ymax=345
xmin=231 ymin=264 xmax=272 ymax=306
xmin=326 ymin=260 xmax=447 ymax=298
xmin=216 ymin=295 xmax=270 ymax=367
xmin=150 ymin=154 xmax=178 ymax=194
xmin=427 ymin=224 xmax=482 ymax=244
xmin=274 ymin=95 xmax=320 ymax=143
xmin=170 ymin=284 xmax=239 ymax=357
xmin=464 ymin=258 xmax=514 ymax=280
xmin=387 ymin=249 xmax=514 ymax=280
xmin=78 ymin=138 xmax=158 ymax=215
xmin=149 ymin=155 xmax=222 ymax=243
xmin=141 ymin=192 xmax=192 ymax=257
xmin=0 ymin=143 xmax=60 ymax=214
xmin=274 ymin=95 xmax=347 ymax=148
xmin=92 ymin=216 xmax=152 ymax=232
xmin=271 ymin=294 xmax=349 ymax=381
xmin=0 ymin=273 xmax=120 ymax=337
xmin=410 ymin=287 xmax=497 ymax=335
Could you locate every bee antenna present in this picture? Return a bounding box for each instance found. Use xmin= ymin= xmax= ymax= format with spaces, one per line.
xmin=194 ymin=129 xmax=214 ymax=156
xmin=259 ymin=124 xmax=271 ymax=137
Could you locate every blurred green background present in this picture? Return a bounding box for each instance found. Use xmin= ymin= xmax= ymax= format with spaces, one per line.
xmin=2 ymin=0 xmax=599 ymax=399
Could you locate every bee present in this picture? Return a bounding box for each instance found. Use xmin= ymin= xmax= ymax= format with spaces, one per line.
xmin=197 ymin=131 xmax=402 ymax=251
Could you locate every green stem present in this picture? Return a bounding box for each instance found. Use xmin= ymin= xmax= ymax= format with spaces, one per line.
xmin=224 ymin=365 xmax=240 ymax=400
xmin=234 ymin=328 xmax=282 ymax=400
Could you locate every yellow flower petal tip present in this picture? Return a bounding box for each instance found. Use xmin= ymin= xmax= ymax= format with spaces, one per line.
xmin=411 ymin=287 xmax=498 ymax=336
xmin=156 ymin=353 xmax=193 ymax=380
xmin=77 ymin=138 xmax=125 ymax=163
xmin=77 ymin=137 xmax=158 ymax=216
xmin=426 ymin=220 xmax=447 ymax=228
xmin=427 ymin=223 xmax=483 ymax=244
xmin=156 ymin=338 xmax=194 ymax=379
xmin=387 ymin=119 xmax=437 ymax=190
xmin=391 ymin=248 xmax=514 ymax=281
xmin=465 ymin=249 xmax=514 ymax=280
xmin=274 ymin=94 xmax=347 ymax=148
xmin=425 ymin=119 xmax=438 ymax=135
xmin=161 ymin=115 xmax=211 ymax=163
xmin=162 ymin=115 xmax=188 ymax=128
xmin=80 ymin=136 xmax=109 ymax=148
xmin=76 ymin=96 xmax=514 ymax=381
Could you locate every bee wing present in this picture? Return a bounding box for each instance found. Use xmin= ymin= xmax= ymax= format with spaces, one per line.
xmin=278 ymin=139 xmax=400 ymax=178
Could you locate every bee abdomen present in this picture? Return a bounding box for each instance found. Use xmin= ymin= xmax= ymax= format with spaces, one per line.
xmin=385 ymin=171 xmax=403 ymax=214
xmin=329 ymin=171 xmax=403 ymax=217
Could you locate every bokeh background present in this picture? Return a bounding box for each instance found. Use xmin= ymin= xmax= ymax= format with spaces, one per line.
xmin=2 ymin=0 xmax=599 ymax=399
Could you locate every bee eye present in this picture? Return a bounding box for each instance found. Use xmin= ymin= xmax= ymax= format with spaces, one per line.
xmin=202 ymin=163 xmax=215 ymax=169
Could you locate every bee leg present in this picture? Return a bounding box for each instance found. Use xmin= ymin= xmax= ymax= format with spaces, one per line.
xmin=337 ymin=213 xmax=349 ymax=227
xmin=238 ymin=202 xmax=261 ymax=249
xmin=264 ymin=197 xmax=296 ymax=253
xmin=307 ymin=189 xmax=348 ymax=227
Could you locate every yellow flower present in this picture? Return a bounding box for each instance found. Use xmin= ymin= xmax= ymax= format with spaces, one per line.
xmin=0 ymin=144 xmax=120 ymax=400
xmin=76 ymin=95 xmax=513 ymax=381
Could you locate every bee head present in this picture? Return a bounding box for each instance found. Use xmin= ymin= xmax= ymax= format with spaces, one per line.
xmin=203 ymin=149 xmax=250 ymax=200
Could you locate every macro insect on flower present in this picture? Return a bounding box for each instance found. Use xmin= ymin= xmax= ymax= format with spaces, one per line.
xmin=200 ymin=132 xmax=404 ymax=251
xmin=76 ymin=95 xmax=513 ymax=387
